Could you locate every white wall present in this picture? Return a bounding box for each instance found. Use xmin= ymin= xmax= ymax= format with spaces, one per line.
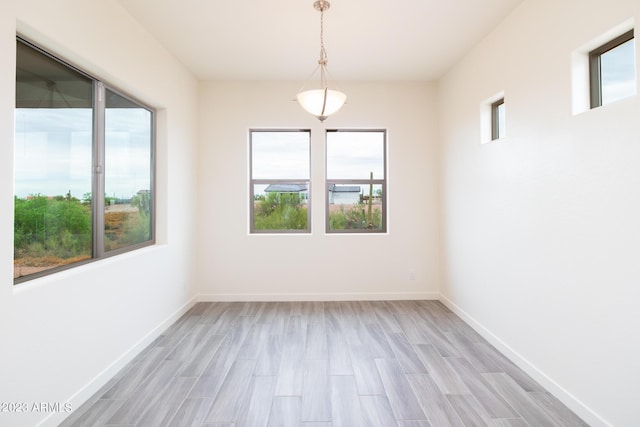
xmin=438 ymin=0 xmax=640 ymax=425
xmin=197 ymin=81 xmax=440 ymax=300
xmin=0 ymin=1 xmax=199 ymax=426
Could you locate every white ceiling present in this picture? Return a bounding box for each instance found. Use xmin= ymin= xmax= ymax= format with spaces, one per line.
xmin=117 ymin=0 xmax=524 ymax=81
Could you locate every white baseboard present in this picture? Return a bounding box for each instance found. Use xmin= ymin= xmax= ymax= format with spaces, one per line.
xmin=198 ymin=291 xmax=439 ymax=302
xmin=438 ymin=294 xmax=610 ymax=427
xmin=43 ymin=295 xmax=198 ymax=427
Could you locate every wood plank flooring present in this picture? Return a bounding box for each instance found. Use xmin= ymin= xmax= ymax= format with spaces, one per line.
xmin=60 ymin=301 xmax=589 ymax=426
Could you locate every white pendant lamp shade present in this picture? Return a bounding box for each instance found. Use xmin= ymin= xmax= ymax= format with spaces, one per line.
xmin=297 ymin=88 xmax=347 ymax=122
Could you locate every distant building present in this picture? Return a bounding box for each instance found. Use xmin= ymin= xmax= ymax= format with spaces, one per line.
xmin=328 ymin=184 xmax=361 ymax=205
xmin=264 ymin=183 xmax=308 ymax=202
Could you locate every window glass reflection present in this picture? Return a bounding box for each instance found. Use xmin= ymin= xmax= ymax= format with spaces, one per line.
xmin=104 ymin=90 xmax=153 ymax=251
xmin=14 ymin=41 xmax=93 ymax=279
xmin=601 ymin=38 xmax=636 ymax=105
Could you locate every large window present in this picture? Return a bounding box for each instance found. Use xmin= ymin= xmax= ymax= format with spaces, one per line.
xmin=250 ymin=130 xmax=311 ymax=233
xmin=326 ymin=130 xmax=387 ymax=233
xmin=14 ymin=38 xmax=154 ymax=283
xmin=590 ymin=29 xmax=636 ymax=108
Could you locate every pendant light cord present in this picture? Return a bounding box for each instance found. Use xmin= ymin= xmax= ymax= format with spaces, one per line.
xmin=319 ymin=7 xmax=327 ymax=64
xmin=318 ymin=5 xmax=328 ymax=89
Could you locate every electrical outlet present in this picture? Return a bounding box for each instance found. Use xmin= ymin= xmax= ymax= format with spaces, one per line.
xmin=409 ymin=270 xmax=416 ymax=280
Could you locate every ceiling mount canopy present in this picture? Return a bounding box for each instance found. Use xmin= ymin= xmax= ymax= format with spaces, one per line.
xmin=296 ymin=0 xmax=346 ymax=122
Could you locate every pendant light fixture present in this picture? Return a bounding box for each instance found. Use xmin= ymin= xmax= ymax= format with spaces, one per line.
xmin=296 ymin=0 xmax=346 ymax=122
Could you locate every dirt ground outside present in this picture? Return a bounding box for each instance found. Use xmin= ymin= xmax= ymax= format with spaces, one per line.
xmin=14 ymin=255 xmax=91 ymax=279
xmin=14 ymin=265 xmax=50 ymax=278
xmin=328 ymin=201 xmax=382 ymax=213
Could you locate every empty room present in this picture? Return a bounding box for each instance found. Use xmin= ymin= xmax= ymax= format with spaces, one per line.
xmin=1 ymin=0 xmax=639 ymax=426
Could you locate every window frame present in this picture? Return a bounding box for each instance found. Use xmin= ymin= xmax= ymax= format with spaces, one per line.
xmin=249 ymin=129 xmax=312 ymax=234
xmin=14 ymin=36 xmax=156 ymax=284
xmin=325 ymin=129 xmax=388 ymax=234
xmin=491 ymin=98 xmax=505 ymax=141
xmin=589 ymin=29 xmax=635 ymax=108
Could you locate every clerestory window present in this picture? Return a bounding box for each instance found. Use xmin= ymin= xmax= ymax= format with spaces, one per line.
xmin=589 ymin=29 xmax=636 ymax=108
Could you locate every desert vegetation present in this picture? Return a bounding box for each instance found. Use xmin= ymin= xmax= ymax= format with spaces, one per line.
xmin=253 ymin=190 xmax=382 ymax=231
xmin=14 ymin=191 xmax=151 ymax=278
xmin=254 ymin=192 xmax=308 ymax=230
xmin=329 ymin=202 xmax=383 ymax=230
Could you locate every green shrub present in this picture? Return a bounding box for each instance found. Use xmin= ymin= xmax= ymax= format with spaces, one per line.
xmin=14 ymin=194 xmax=91 ymax=263
xmin=329 ymin=204 xmax=382 ymax=230
xmin=254 ymin=192 xmax=308 ymax=230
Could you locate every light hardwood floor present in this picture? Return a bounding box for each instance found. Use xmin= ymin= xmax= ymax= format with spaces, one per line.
xmin=61 ymin=301 xmax=589 ymax=426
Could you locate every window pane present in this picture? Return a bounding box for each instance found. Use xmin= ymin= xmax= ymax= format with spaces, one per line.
xmin=601 ymin=38 xmax=636 ymax=105
xmin=253 ymin=183 xmax=309 ymax=231
xmin=250 ymin=130 xmax=311 ymax=233
xmin=14 ymin=41 xmax=93 ymax=279
xmin=252 ymin=131 xmax=310 ymax=179
xmin=104 ymin=90 xmax=153 ymax=251
xmin=327 ymin=131 xmax=385 ymax=180
xmin=328 ymin=184 xmax=384 ymax=231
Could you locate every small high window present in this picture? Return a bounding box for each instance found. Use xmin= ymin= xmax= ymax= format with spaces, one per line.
xmin=249 ymin=130 xmax=311 ymax=233
xmin=589 ymin=29 xmax=636 ymax=108
xmin=491 ymin=98 xmax=505 ymax=141
xmin=481 ymin=92 xmax=505 ymax=144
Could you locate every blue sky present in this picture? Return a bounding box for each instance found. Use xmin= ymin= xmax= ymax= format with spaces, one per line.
xmin=14 ymin=108 xmax=151 ymax=200
xmin=251 ymin=130 xmax=385 ymax=198
xmin=326 ymin=131 xmax=385 ymax=180
xmin=251 ymin=131 xmax=310 ymax=180
xmin=601 ymin=38 xmax=636 ymax=105
xmin=251 ymin=130 xmax=384 ymax=180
